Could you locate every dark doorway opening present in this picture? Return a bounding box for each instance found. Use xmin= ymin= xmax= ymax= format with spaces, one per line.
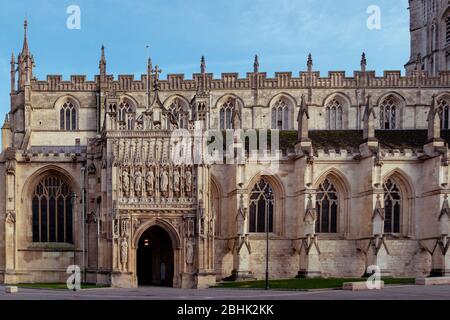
xmin=137 ymin=225 xmax=174 ymax=287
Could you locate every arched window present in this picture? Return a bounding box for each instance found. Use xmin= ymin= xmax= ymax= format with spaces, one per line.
xmin=32 ymin=175 xmax=73 ymax=243
xmin=383 ymin=178 xmax=401 ymax=234
xmin=438 ymin=99 xmax=450 ymax=129
xmin=167 ymin=98 xmax=189 ymax=129
xmin=325 ymin=99 xmax=343 ymax=129
xmin=315 ymin=178 xmax=338 ymax=233
xmin=379 ymin=97 xmax=398 ymax=129
xmin=249 ymin=179 xmax=274 ymax=233
xmin=271 ymin=98 xmax=290 ymax=130
xmin=118 ymin=101 xmax=134 ymax=130
xmin=445 ymin=16 xmax=450 ymax=46
xmin=219 ymin=99 xmax=234 ymax=130
xmin=60 ymin=101 xmax=77 ymax=131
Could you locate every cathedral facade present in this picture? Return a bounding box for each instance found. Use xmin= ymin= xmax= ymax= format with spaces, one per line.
xmin=1 ymin=1 xmax=450 ymax=289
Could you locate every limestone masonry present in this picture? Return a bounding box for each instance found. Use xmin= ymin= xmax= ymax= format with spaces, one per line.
xmin=1 ymin=1 xmax=450 ymax=288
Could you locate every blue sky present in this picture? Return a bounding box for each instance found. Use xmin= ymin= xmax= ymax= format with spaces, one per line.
xmin=0 ymin=0 xmax=410 ymax=125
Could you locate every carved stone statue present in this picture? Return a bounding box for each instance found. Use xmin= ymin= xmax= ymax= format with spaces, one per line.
xmin=173 ymin=169 xmax=180 ymax=194
xmin=186 ymin=240 xmax=194 ymax=265
xmin=185 ymin=170 xmax=192 ymax=194
xmin=122 ymin=169 xmax=130 ymax=195
xmin=134 ymin=169 xmax=142 ymax=195
xmin=160 ymin=170 xmax=169 ymax=194
xmin=120 ymin=238 xmax=128 ymax=266
xmin=146 ymin=169 xmax=155 ymax=196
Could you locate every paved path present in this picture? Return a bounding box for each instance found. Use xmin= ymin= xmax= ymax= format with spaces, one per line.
xmin=1 ymin=284 xmax=450 ymax=300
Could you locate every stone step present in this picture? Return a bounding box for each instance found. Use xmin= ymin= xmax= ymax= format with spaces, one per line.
xmin=415 ymin=277 xmax=450 ymax=286
xmin=343 ymin=281 xmax=384 ymax=291
xmin=5 ymin=286 xmax=18 ymax=293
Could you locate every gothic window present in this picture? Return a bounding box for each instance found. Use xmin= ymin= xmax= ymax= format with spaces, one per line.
xmin=197 ymin=103 xmax=206 ymax=122
xmin=383 ymin=178 xmax=401 ymax=234
xmin=315 ymin=178 xmax=338 ymax=233
xmin=32 ymin=175 xmax=73 ymax=243
xmin=379 ymin=97 xmax=398 ymax=130
xmin=438 ymin=99 xmax=450 ymax=129
xmin=325 ymin=99 xmax=343 ymax=129
xmin=249 ymin=179 xmax=274 ymax=233
xmin=167 ymin=98 xmax=189 ymax=129
xmin=220 ymin=99 xmax=234 ymax=130
xmin=118 ymin=101 xmax=134 ymax=130
xmin=60 ymin=101 xmax=77 ymax=131
xmin=446 ymin=16 xmax=450 ymax=46
xmin=271 ymin=99 xmax=290 ymax=130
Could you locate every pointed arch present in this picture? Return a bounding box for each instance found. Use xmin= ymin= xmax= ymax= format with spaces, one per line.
xmin=246 ymin=172 xmax=286 ymax=235
xmin=210 ymin=175 xmax=222 ymax=236
xmin=215 ymin=94 xmax=244 ymax=130
xmin=314 ymin=168 xmax=351 ymax=235
xmin=21 ymin=165 xmax=80 ymax=245
xmin=322 ymin=91 xmax=353 ymax=109
xmin=382 ymin=168 xmax=415 ymax=236
xmin=377 ymin=92 xmax=406 ymax=130
xmin=55 ymin=95 xmax=80 ymax=131
xmin=163 ymin=95 xmax=190 ymax=129
xmin=314 ymin=168 xmax=351 ymax=196
xmin=268 ymin=93 xmax=296 ymax=130
xmin=133 ymin=218 xmax=182 ymax=250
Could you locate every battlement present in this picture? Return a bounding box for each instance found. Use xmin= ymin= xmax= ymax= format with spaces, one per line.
xmin=28 ymin=70 xmax=450 ymax=92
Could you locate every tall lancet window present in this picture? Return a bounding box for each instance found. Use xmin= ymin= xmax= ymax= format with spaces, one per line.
xmin=383 ymin=178 xmax=401 ymax=234
xmin=438 ymin=99 xmax=450 ymax=130
xmin=220 ymin=99 xmax=234 ymax=130
xmin=167 ymin=98 xmax=189 ymax=129
xmin=315 ymin=178 xmax=338 ymax=233
xmin=249 ymin=179 xmax=274 ymax=233
xmin=379 ymin=97 xmax=398 ymax=129
xmin=60 ymin=101 xmax=77 ymax=131
xmin=325 ymin=99 xmax=343 ymax=129
xmin=271 ymin=99 xmax=290 ymax=130
xmin=118 ymin=101 xmax=134 ymax=130
xmin=32 ymin=175 xmax=73 ymax=243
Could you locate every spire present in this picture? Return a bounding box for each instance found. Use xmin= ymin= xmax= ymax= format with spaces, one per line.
xmin=21 ymin=19 xmax=29 ymax=56
xmin=361 ymin=52 xmax=367 ymax=72
xmin=146 ymin=56 xmax=152 ymax=109
xmin=200 ymin=56 xmax=206 ymax=74
xmin=307 ymin=53 xmax=313 ymax=72
xmin=18 ymin=19 xmax=34 ymax=89
xmin=253 ymin=55 xmax=259 ymax=73
xmin=99 ymin=45 xmax=106 ymax=75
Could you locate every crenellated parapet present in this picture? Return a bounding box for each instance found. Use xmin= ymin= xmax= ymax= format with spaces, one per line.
xmin=28 ymin=70 xmax=450 ymax=93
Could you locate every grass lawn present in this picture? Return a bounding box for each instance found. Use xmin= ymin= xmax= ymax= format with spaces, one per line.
xmin=16 ymin=283 xmax=110 ymax=290
xmin=213 ymin=277 xmax=415 ymax=290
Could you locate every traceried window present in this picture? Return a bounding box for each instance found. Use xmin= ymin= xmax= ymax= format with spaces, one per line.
xmin=383 ymin=178 xmax=401 ymax=234
xmin=249 ymin=179 xmax=274 ymax=233
xmin=315 ymin=178 xmax=338 ymax=233
xmin=438 ymin=99 xmax=450 ymax=129
xmin=220 ymin=99 xmax=234 ymax=130
xmin=167 ymin=98 xmax=189 ymax=129
xmin=32 ymin=175 xmax=73 ymax=243
xmin=271 ymin=99 xmax=290 ymax=130
xmin=446 ymin=16 xmax=450 ymax=46
xmin=379 ymin=97 xmax=398 ymax=130
xmin=60 ymin=101 xmax=77 ymax=131
xmin=118 ymin=101 xmax=134 ymax=130
xmin=325 ymin=99 xmax=343 ymax=129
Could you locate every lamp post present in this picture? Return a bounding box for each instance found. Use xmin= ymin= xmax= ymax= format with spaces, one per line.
xmin=264 ymin=183 xmax=271 ymax=291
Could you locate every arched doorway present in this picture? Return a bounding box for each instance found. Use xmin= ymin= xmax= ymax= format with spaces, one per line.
xmin=137 ymin=226 xmax=174 ymax=286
